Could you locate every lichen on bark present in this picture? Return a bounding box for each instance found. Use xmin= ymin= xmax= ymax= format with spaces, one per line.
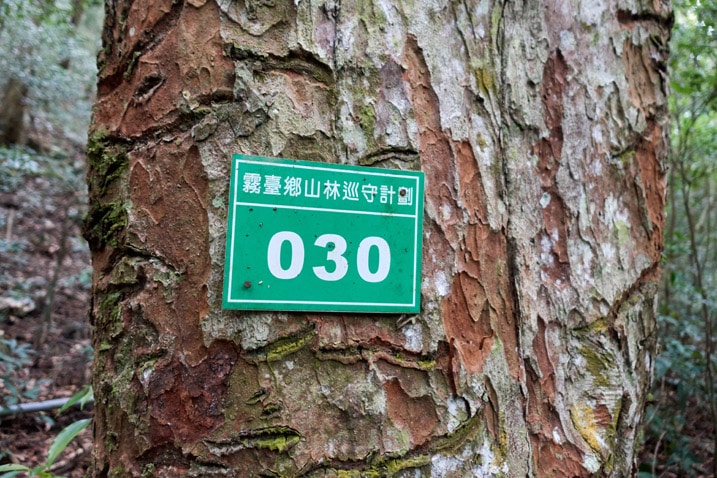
xmin=87 ymin=0 xmax=670 ymax=476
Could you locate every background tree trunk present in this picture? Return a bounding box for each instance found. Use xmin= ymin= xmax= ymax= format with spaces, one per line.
xmin=86 ymin=0 xmax=670 ymax=476
xmin=0 ymin=77 xmax=28 ymax=146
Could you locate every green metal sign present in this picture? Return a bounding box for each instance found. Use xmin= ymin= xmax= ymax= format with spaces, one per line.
xmin=222 ymin=154 xmax=424 ymax=313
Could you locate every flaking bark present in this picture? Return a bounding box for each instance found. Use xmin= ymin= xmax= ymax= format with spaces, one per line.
xmin=86 ymin=1 xmax=671 ymax=476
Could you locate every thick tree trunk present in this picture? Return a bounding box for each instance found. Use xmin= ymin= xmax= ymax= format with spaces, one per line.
xmin=86 ymin=1 xmax=670 ymax=476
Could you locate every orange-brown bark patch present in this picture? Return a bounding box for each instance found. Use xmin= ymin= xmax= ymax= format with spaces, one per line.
xmin=312 ymin=315 xmax=415 ymax=353
xmin=128 ymin=143 xmax=209 ymax=271
xmin=635 ymin=121 xmax=667 ymax=258
xmin=127 ymin=143 xmax=210 ymax=362
xmin=621 ymin=24 xmax=668 ymax=262
xmin=532 ymin=50 xmax=571 ymax=285
xmin=457 ymin=221 xmax=522 ymax=380
xmin=384 ymin=378 xmax=439 ymax=446
xmin=434 ymin=340 xmax=457 ymax=393
xmin=525 ymin=361 xmax=586 ymax=476
xmin=593 ymin=403 xmax=614 ymax=428
xmin=622 ymin=40 xmax=660 ymax=114
xmin=280 ymin=70 xmax=331 ymax=118
xmin=533 ymin=50 xmax=566 ymax=183
xmin=453 ymin=140 xmax=489 ymax=225
xmin=403 ymin=35 xmax=461 ymax=248
xmin=95 ymin=0 xmax=233 ymax=137
xmin=524 ymin=314 xmax=585 ymax=474
xmin=483 ymin=377 xmax=500 ymax=441
xmin=531 ymin=317 xmax=557 ymax=401
xmin=441 ymin=273 xmax=493 ymax=375
xmin=148 ymin=341 xmax=237 ymax=445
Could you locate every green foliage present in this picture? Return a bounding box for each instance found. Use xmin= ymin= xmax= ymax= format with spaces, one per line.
xmin=0 ymin=146 xmax=84 ymax=195
xmin=0 ymin=339 xmax=44 ymax=408
xmin=0 ymin=0 xmax=102 ymax=144
xmin=642 ymin=0 xmax=717 ymax=475
xmin=0 ymin=418 xmax=91 ymax=478
xmin=0 ymin=386 xmax=93 ymax=477
xmin=58 ymin=384 xmax=93 ymax=414
xmin=0 ymin=145 xmax=87 ymax=289
xmin=0 ymin=146 xmax=43 ymax=194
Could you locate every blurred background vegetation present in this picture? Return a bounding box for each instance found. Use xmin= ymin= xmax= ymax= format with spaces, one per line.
xmin=0 ymin=1 xmax=100 ymax=474
xmin=642 ymin=0 xmax=717 ymax=476
xmin=0 ymin=0 xmax=714 ymax=476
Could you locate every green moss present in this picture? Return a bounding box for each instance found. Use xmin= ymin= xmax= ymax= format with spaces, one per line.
xmin=327 ymin=454 xmax=430 ymax=477
xmin=106 ymin=431 xmax=119 ymax=454
xmin=109 ymin=465 xmax=125 ymax=477
xmin=98 ymin=291 xmax=123 ymax=338
xmin=433 ymin=411 xmax=483 ymax=453
xmin=615 ymin=220 xmax=631 ymax=247
xmin=141 ymin=464 xmax=156 ymax=478
xmin=209 ymin=427 xmax=302 ymax=454
xmin=112 ymin=346 xmax=136 ymax=397
xmin=84 ymin=200 xmax=128 ymax=250
xmin=193 ymin=105 xmax=212 ymax=116
xmin=617 ymin=149 xmax=635 ymax=164
xmin=570 ymin=403 xmax=603 ymax=454
xmin=580 ymin=345 xmax=611 ymax=388
xmin=496 ymin=410 xmax=509 ymax=462
xmin=124 ymin=51 xmax=142 ymax=81
xmin=108 ymin=338 xmax=152 ymax=437
xmin=490 ymin=155 xmax=502 ymax=180
xmin=379 ymin=454 xmax=431 ymax=475
xmin=474 ymin=67 xmax=495 ymax=95
xmin=475 ymin=132 xmax=488 ymax=150
xmin=252 ymin=433 xmax=301 ymax=452
xmin=490 ymin=5 xmax=502 ymax=45
xmin=579 ymin=317 xmax=610 ymax=335
xmin=416 ymin=358 xmax=437 ymax=369
xmin=84 ymin=130 xmax=130 ymax=251
xmin=336 ymin=471 xmax=364 ymax=478
xmin=602 ymin=397 xmax=623 ymax=472
xmin=357 ymin=103 xmax=377 ymax=146
xmin=86 ymin=129 xmax=129 ymax=198
xmin=108 ymin=257 xmax=142 ymax=286
xmin=390 ymin=350 xmax=436 ymax=370
xmin=263 ymin=327 xmax=316 ymax=362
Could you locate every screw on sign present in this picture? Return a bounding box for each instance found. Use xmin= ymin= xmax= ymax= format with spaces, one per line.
xmin=222 ymin=155 xmax=425 ymax=313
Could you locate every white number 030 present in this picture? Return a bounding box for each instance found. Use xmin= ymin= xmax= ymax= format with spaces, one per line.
xmin=267 ymin=231 xmax=391 ymax=283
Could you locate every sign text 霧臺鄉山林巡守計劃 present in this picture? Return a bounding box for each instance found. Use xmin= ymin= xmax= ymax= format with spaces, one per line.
xmin=222 ymin=154 xmax=425 ymax=314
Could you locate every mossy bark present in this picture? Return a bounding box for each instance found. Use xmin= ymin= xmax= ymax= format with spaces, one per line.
xmin=86 ymin=1 xmax=671 ymax=476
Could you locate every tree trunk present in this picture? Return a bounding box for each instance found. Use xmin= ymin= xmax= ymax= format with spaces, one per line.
xmin=85 ymin=1 xmax=671 ymax=476
xmin=0 ymin=77 xmax=28 ymax=146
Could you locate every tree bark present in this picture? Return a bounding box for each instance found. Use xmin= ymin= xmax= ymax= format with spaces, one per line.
xmin=86 ymin=0 xmax=671 ymax=476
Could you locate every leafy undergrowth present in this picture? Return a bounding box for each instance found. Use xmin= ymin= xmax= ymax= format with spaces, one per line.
xmin=0 ymin=410 xmax=92 ymax=478
xmin=0 ymin=145 xmax=93 ymax=477
xmin=640 ymin=374 xmax=715 ymax=477
xmin=638 ymin=308 xmax=717 ymax=476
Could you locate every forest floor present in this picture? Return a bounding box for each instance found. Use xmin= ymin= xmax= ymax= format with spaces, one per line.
xmin=0 ymin=140 xmax=93 ymax=477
